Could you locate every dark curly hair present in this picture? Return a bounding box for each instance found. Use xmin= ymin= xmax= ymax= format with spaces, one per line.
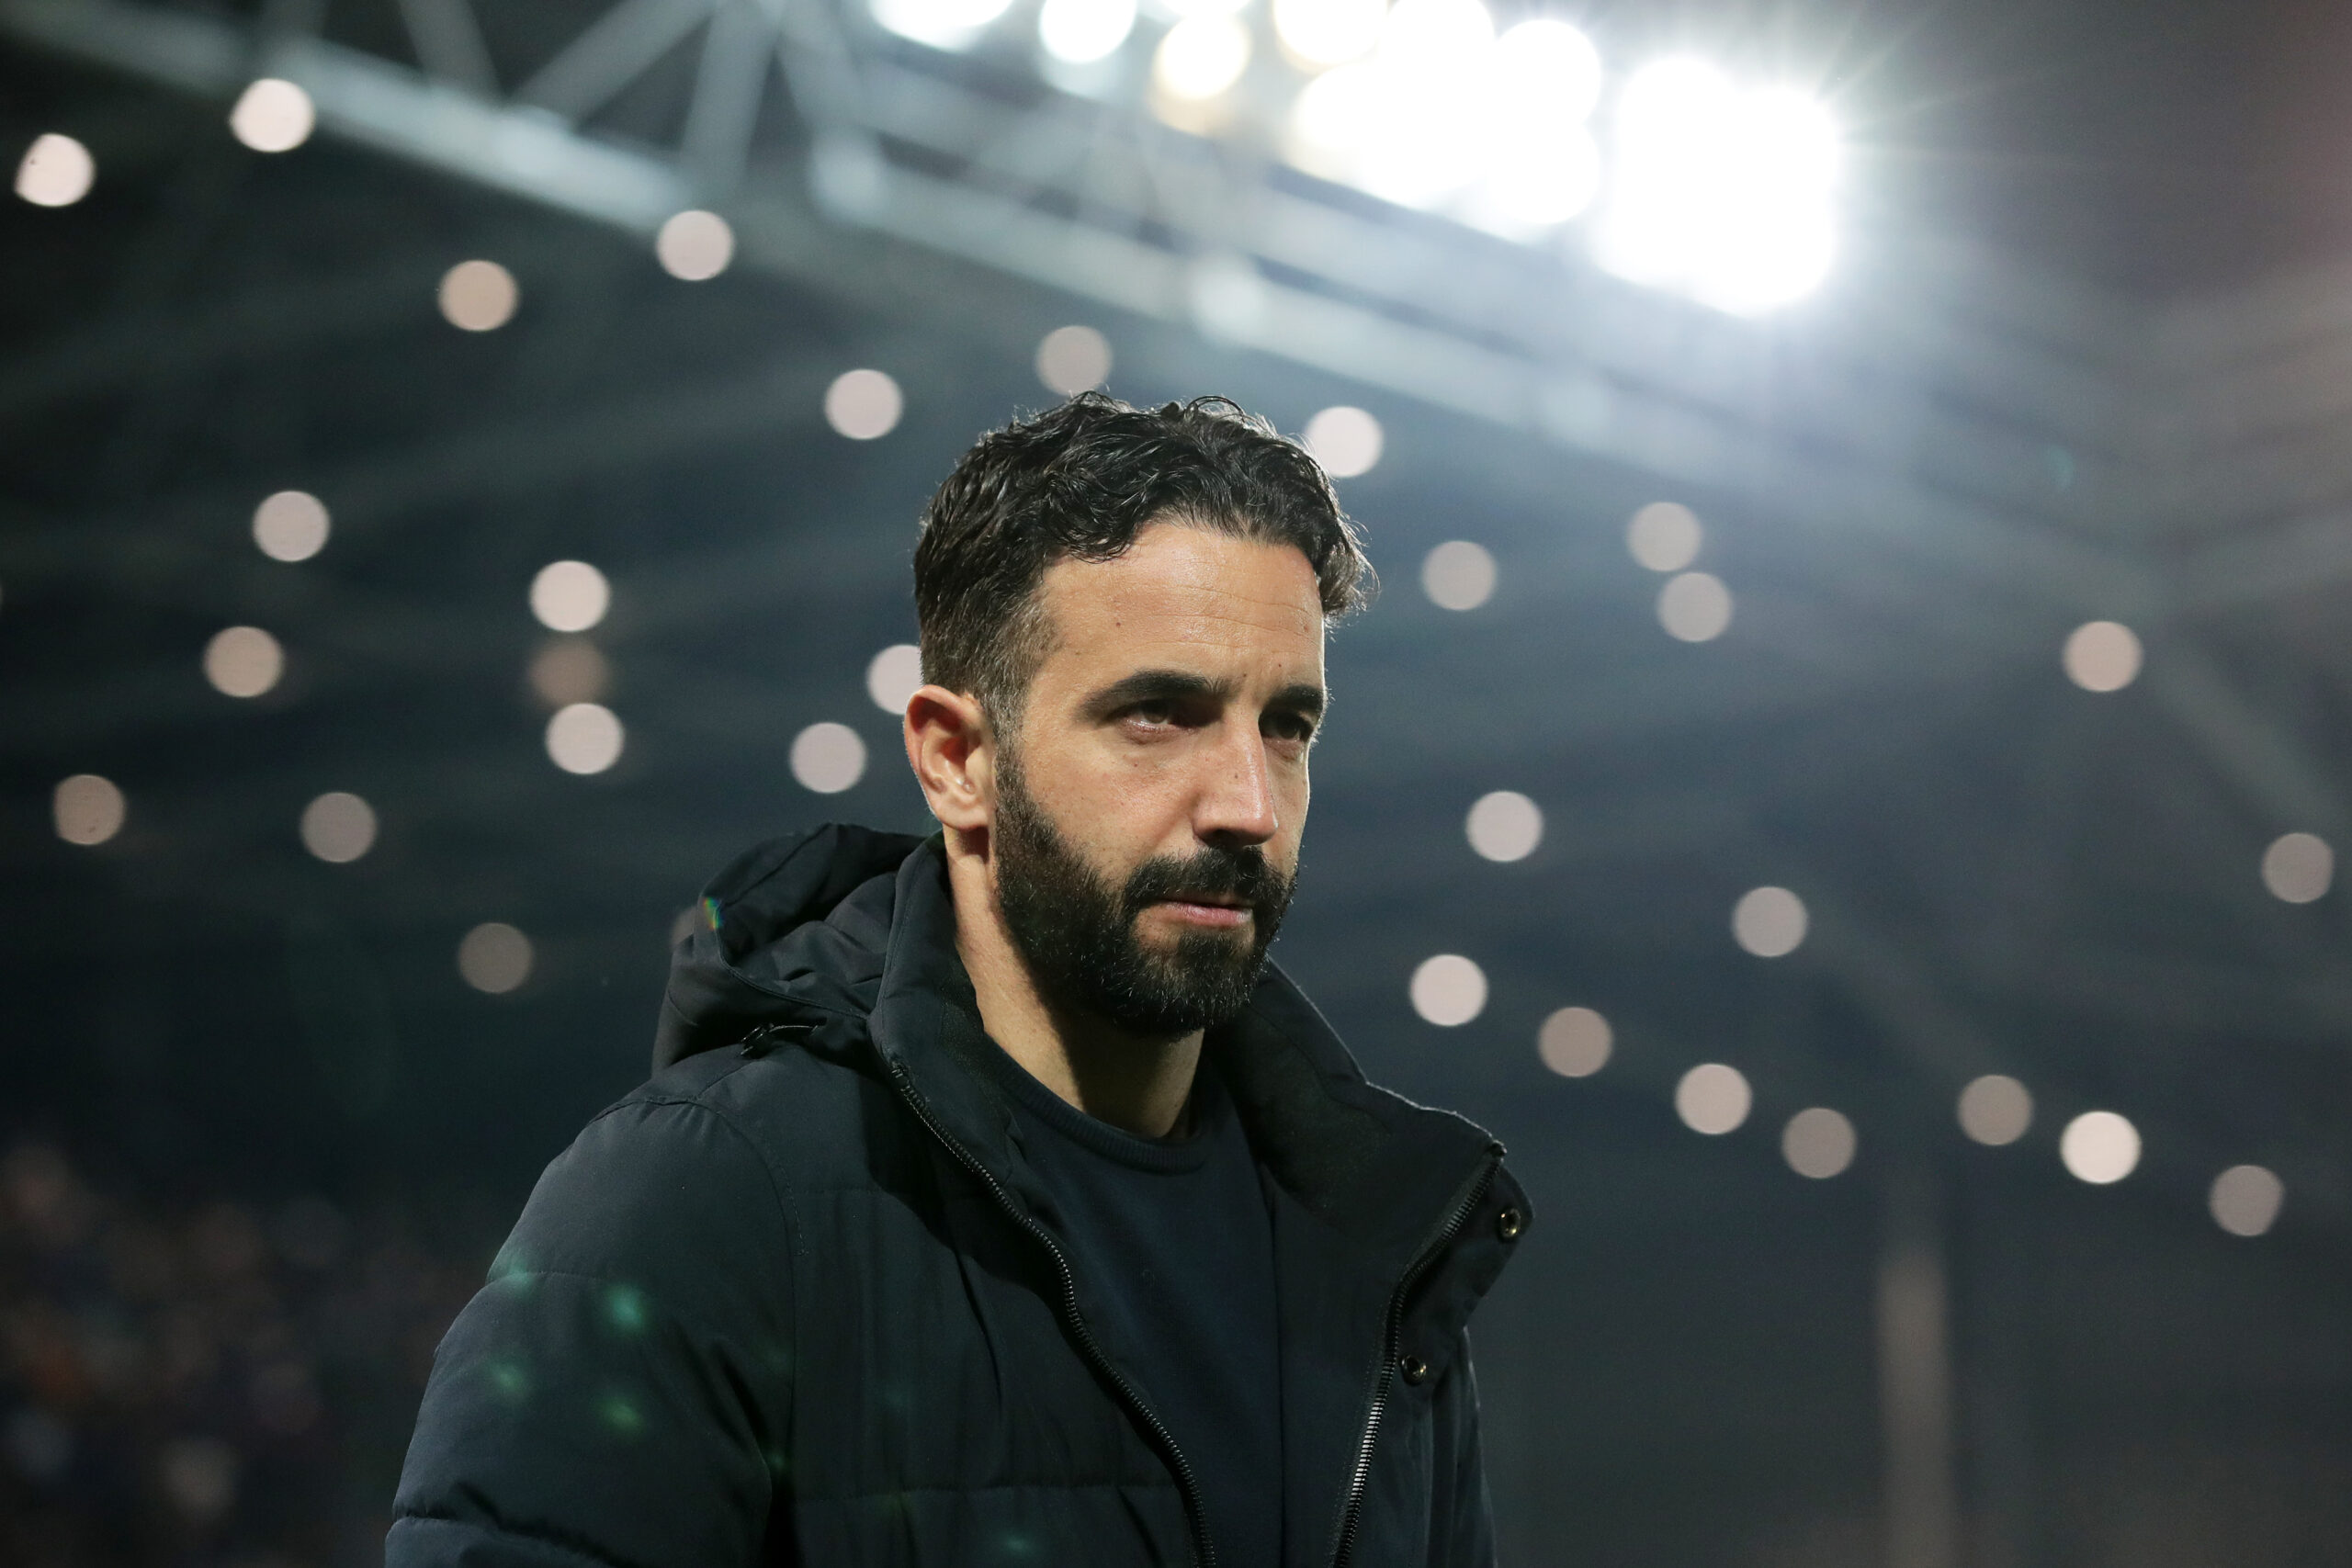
xmin=913 ymin=393 xmax=1374 ymax=733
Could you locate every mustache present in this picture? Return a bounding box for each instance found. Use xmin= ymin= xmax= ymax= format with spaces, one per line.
xmin=1121 ymin=845 xmax=1291 ymax=917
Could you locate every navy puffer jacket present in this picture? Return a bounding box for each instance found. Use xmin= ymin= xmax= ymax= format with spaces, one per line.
xmin=390 ymin=827 xmax=1529 ymax=1567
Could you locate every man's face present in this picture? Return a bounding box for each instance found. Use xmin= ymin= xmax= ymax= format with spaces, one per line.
xmin=989 ymin=523 xmax=1327 ymax=1038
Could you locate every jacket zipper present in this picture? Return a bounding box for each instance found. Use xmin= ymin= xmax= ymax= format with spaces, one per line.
xmin=1326 ymin=1148 xmax=1501 ymax=1568
xmin=884 ymin=1058 xmax=1219 ymax=1568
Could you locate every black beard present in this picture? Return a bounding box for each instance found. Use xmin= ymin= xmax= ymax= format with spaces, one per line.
xmin=993 ymin=754 xmax=1295 ymax=1041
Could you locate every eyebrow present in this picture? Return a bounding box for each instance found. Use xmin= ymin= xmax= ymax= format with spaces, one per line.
xmin=1081 ymin=669 xmax=1328 ymax=723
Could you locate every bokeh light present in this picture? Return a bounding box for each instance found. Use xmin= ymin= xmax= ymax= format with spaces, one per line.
xmin=872 ymin=0 xmax=1013 ymax=50
xmin=1657 ymin=570 xmax=1732 ymax=641
xmin=1626 ymin=502 xmax=1702 ymax=572
xmin=300 ymin=792 xmax=377 ymax=863
xmin=1422 ymin=540 xmax=1496 ymax=610
xmin=52 ymin=774 xmax=125 ymax=846
xmin=546 ymin=703 xmax=625 ymax=774
xmin=438 ymin=260 xmax=518 ymax=331
xmin=1039 ymin=0 xmax=1136 ymax=63
xmin=1536 ymin=1006 xmax=1611 ymax=1077
xmin=229 ymin=79 xmax=315 ymax=152
xmin=866 ymin=644 xmax=925 ymax=713
xmin=1272 ymin=0 xmax=1382 ymax=65
xmin=253 ymin=490 xmax=330 ymax=561
xmin=530 ymin=560 xmax=611 ymax=633
xmin=2209 ymin=1164 xmax=2283 ymax=1237
xmin=1465 ymin=791 xmax=1542 ymax=862
xmin=1676 ymin=1063 xmax=1751 ymax=1134
xmin=1958 ymin=1074 xmax=2033 ymax=1145
xmin=655 ymin=209 xmax=735 ymax=280
xmin=1409 ymin=953 xmax=1487 ymax=1026
xmin=1782 ymin=1107 xmax=1857 ymax=1178
xmin=1156 ymin=16 xmax=1252 ymax=101
xmin=1036 ymin=325 xmax=1114 ymax=394
xmin=2063 ymin=620 xmax=2142 ymax=692
xmin=16 ymin=133 xmax=95 ymax=207
xmin=457 ymin=922 xmax=535 ymax=994
xmin=825 ymin=368 xmax=903 ymax=439
xmin=791 ymin=722 xmax=868 ymax=793
xmin=2059 ymin=1110 xmax=2141 ymax=1184
xmin=1304 ymin=405 xmax=1384 ymax=478
xmin=203 ymin=626 xmax=284 ymax=698
xmin=1732 ymin=886 xmax=1807 ymax=957
xmin=2260 ymin=831 xmax=2333 ymax=904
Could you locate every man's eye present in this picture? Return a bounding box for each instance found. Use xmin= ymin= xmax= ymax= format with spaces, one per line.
xmin=1130 ymin=701 xmax=1177 ymax=726
xmin=1266 ymin=715 xmax=1315 ymax=742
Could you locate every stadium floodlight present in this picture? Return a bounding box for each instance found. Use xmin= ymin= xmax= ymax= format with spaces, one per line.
xmin=1155 ymin=15 xmax=1252 ymax=100
xmin=1039 ymin=0 xmax=1137 ymax=63
xmin=871 ymin=0 xmax=1014 ymax=51
xmin=1491 ymin=18 xmax=1601 ymax=130
xmin=1595 ymin=59 xmax=1839 ymax=313
xmin=1273 ymin=0 xmax=1385 ymax=68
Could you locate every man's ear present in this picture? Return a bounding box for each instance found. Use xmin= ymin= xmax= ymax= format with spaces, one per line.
xmin=904 ymin=685 xmax=995 ymax=832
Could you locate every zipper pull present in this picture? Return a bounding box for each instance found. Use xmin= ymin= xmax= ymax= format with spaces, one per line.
xmin=737 ymin=1022 xmax=811 ymax=1058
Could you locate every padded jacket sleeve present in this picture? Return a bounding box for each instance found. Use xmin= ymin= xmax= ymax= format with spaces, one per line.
xmin=388 ymin=1090 xmax=797 ymax=1568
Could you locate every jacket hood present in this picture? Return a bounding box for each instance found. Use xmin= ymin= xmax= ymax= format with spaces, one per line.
xmin=653 ymin=823 xmax=926 ymax=1071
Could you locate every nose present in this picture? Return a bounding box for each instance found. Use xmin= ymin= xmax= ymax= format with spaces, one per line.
xmin=1196 ymin=724 xmax=1278 ymax=849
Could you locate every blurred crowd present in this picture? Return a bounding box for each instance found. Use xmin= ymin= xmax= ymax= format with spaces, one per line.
xmin=0 ymin=1140 xmax=488 ymax=1567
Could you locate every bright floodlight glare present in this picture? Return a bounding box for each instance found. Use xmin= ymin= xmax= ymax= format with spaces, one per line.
xmin=1465 ymin=791 xmax=1542 ymax=862
xmin=1783 ymin=1107 xmax=1857 ymax=1179
xmin=52 ymin=773 xmax=126 ymax=846
xmin=1155 ymin=16 xmax=1252 ymax=100
xmin=1304 ymin=406 xmax=1383 ymax=478
xmin=17 ymin=132 xmax=96 ymax=207
xmin=1657 ymin=571 xmax=1732 ymax=641
xmin=2059 ymin=1110 xmax=2141 ymax=1185
xmin=1732 ymin=886 xmax=1807 ymax=957
xmin=204 ymin=626 xmax=284 ymax=698
xmin=229 ymin=79 xmax=316 ymax=152
xmin=1287 ymin=61 xmax=1383 ymax=176
xmin=1466 ymin=130 xmax=1600 ymax=233
xmin=792 ymin=722 xmax=869 ymax=794
xmin=529 ymin=638 xmax=610 ymax=707
xmin=300 ymin=791 xmax=378 ymax=863
xmin=656 ymin=209 xmax=735 ymax=280
xmin=1957 ymin=1074 xmax=2033 ymax=1145
xmin=1537 ymin=1006 xmax=1611 ymax=1077
xmin=1273 ymin=0 xmax=1384 ymax=66
xmin=2210 ymin=1164 xmax=2284 ymax=1237
xmin=1626 ymin=502 xmax=1702 ymax=571
xmin=1421 ymin=540 xmax=1496 ymax=611
xmin=871 ymin=0 xmax=1013 ymax=50
xmin=547 ymin=703 xmax=625 ymax=774
xmin=530 ymin=560 xmax=610 ymax=633
xmin=2261 ymin=831 xmax=2334 ymax=904
xmin=1492 ymin=19 xmax=1601 ymax=127
xmin=253 ymin=490 xmax=330 ymax=561
xmin=1409 ymin=953 xmax=1487 ymax=1026
xmin=457 ymin=922 xmax=534 ymax=994
xmin=1676 ymin=1063 xmax=1751 ymax=1135
xmin=2063 ymin=620 xmax=2142 ymax=692
xmin=1036 ymin=324 xmax=1114 ymax=394
xmin=439 ymin=259 xmax=518 ymax=331
xmin=866 ymin=643 xmax=925 ymax=713
xmin=1039 ymin=0 xmax=1136 ymax=63
xmin=1596 ymin=61 xmax=1838 ymax=313
xmin=825 ymin=368 xmax=903 ymax=439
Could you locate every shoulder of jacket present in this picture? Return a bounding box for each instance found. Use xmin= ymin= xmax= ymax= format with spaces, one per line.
xmin=593 ymin=1028 xmax=901 ymax=1185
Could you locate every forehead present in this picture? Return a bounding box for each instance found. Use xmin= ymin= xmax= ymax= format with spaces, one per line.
xmin=1034 ymin=524 xmax=1324 ymax=679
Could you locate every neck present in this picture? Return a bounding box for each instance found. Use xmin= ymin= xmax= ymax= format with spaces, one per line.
xmin=945 ymin=831 xmax=1202 ymax=1140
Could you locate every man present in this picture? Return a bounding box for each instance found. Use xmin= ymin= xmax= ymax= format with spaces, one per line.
xmin=390 ymin=393 xmax=1530 ymax=1567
